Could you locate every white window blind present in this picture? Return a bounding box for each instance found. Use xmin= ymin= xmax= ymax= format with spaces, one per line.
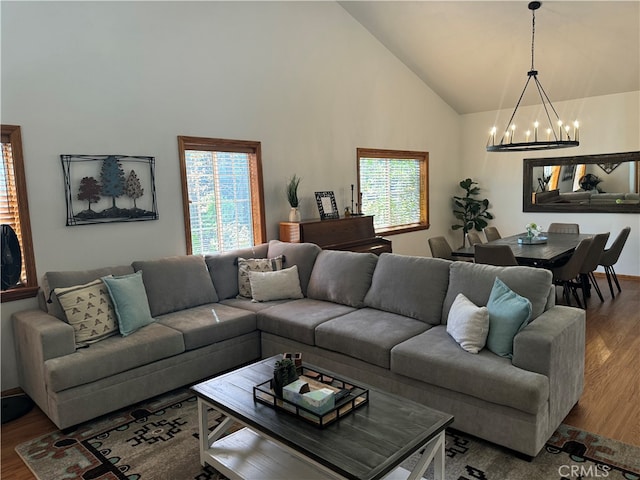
xmin=1 ymin=138 xmax=26 ymax=284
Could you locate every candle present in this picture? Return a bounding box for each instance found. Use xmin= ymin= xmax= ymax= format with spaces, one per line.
xmin=504 ymin=130 xmax=510 ymax=144
xmin=573 ymin=121 xmax=579 ymax=142
xmin=564 ymin=125 xmax=571 ymax=140
xmin=557 ymin=120 xmax=563 ymax=140
xmin=525 ymin=130 xmax=531 ymax=142
xmin=488 ymin=127 xmax=497 ymax=146
xmin=510 ymin=125 xmax=516 ymax=144
xmin=546 ymin=128 xmax=551 ymax=141
xmin=534 ymin=121 xmax=539 ymax=142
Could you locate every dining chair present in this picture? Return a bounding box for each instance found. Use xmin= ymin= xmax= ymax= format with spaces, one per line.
xmin=428 ymin=236 xmax=455 ymax=260
xmin=577 ymin=232 xmax=610 ymax=303
xmin=473 ymin=244 xmax=518 ymax=266
xmin=598 ymin=226 xmax=631 ymax=298
xmin=483 ymin=226 xmax=502 ymax=242
xmin=551 ymin=238 xmax=592 ymax=308
xmin=466 ymin=231 xmax=484 ymax=246
xmin=548 ymin=223 xmax=580 ymax=234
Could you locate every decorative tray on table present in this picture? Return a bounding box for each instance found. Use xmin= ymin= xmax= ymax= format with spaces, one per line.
xmin=518 ymin=235 xmax=548 ymax=245
xmin=253 ymin=365 xmax=369 ymax=428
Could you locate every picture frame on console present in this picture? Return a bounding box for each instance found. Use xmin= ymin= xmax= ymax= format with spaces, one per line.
xmin=315 ymin=191 xmax=339 ymax=220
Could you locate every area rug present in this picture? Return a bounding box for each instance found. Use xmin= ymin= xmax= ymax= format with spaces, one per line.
xmin=16 ymin=388 xmax=640 ymax=480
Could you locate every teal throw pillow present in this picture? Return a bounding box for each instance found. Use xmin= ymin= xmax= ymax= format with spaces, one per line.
xmin=102 ymin=271 xmax=154 ymax=336
xmin=486 ymin=277 xmax=532 ymax=358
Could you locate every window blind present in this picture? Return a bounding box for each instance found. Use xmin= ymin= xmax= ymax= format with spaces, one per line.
xmin=1 ymin=138 xmax=26 ymax=284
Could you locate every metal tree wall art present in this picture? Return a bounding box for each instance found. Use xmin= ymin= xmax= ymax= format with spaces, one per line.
xmin=61 ymin=155 xmax=158 ymax=226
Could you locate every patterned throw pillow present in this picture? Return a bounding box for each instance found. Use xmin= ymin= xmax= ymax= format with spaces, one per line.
xmin=237 ymin=256 xmax=283 ymax=298
xmin=55 ymin=279 xmax=119 ymax=347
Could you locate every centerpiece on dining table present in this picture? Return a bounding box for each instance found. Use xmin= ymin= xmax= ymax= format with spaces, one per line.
xmin=518 ymin=223 xmax=548 ymax=244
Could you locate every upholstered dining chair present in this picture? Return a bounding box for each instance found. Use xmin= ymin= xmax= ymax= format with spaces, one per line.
xmin=428 ymin=236 xmax=455 ymax=261
xmin=548 ymin=223 xmax=580 ymax=234
xmin=578 ymin=232 xmax=610 ymax=303
xmin=551 ymin=237 xmax=592 ymax=308
xmin=483 ymin=226 xmax=502 ymax=242
xmin=599 ymin=226 xmax=631 ymax=298
xmin=466 ymin=231 xmax=484 ymax=246
xmin=473 ymin=244 xmax=518 ymax=266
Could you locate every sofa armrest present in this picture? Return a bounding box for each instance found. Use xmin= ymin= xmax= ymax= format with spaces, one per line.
xmin=512 ymin=305 xmax=585 ymax=432
xmin=12 ymin=309 xmax=76 ymax=414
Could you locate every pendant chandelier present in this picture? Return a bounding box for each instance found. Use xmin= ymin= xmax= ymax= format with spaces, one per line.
xmin=487 ymin=1 xmax=579 ymax=152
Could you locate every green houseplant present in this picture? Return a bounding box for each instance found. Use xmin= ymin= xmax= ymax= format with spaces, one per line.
xmin=286 ymin=175 xmax=301 ymax=222
xmin=452 ymin=178 xmax=494 ymax=248
xmin=272 ymin=358 xmax=299 ymax=396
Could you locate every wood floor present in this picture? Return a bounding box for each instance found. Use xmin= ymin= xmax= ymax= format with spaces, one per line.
xmin=2 ymin=275 xmax=639 ymax=479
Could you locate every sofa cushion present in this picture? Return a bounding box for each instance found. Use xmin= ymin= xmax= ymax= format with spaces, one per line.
xmin=132 ymin=255 xmax=218 ymax=317
xmin=446 ymin=293 xmax=489 ymax=354
xmin=44 ymin=322 xmax=184 ymax=392
xmin=486 ymin=278 xmax=532 ymax=358
xmin=391 ymin=326 xmax=548 ymax=415
xmin=156 ymin=304 xmax=256 ymax=351
xmin=257 ymin=298 xmax=355 ymax=346
xmin=54 ymin=279 xmax=119 ymax=346
xmin=205 ymin=244 xmax=269 ymax=300
xmin=306 ymin=250 xmax=378 ymax=308
xmin=237 ymin=256 xmax=283 ymax=298
xmin=42 ymin=265 xmax=135 ymax=320
xmin=267 ymin=240 xmax=321 ymax=295
xmin=315 ymin=308 xmax=430 ymax=369
xmin=364 ymin=253 xmax=450 ymax=325
xmin=249 ymin=266 xmax=303 ymax=302
xmin=442 ymin=262 xmax=551 ymax=323
xmin=102 ymin=272 xmax=155 ymax=336
xmin=220 ymin=297 xmax=293 ymax=312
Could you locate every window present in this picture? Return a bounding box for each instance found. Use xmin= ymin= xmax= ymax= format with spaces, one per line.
xmin=1 ymin=125 xmax=38 ymax=302
xmin=178 ymin=136 xmax=266 ymax=255
xmin=357 ymin=148 xmax=429 ymax=235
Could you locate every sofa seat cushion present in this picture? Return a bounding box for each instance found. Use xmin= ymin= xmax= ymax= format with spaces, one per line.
xmin=315 ymin=308 xmax=431 ymax=369
xmin=257 ymin=298 xmax=355 ymax=346
xmin=156 ymin=304 xmax=256 ymax=351
xmin=132 ymin=255 xmax=218 ymax=317
xmin=442 ymin=262 xmax=552 ymax=323
xmin=44 ymin=323 xmax=184 ymax=392
xmin=391 ymin=326 xmax=548 ymax=414
xmin=364 ymin=254 xmax=450 ymax=325
xmin=307 ymin=250 xmax=378 ymax=308
xmin=220 ymin=297 xmax=293 ymax=312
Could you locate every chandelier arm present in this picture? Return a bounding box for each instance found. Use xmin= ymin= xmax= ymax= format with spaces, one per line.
xmin=532 ymin=76 xmax=560 ymax=141
xmin=498 ymin=75 xmax=533 ymax=144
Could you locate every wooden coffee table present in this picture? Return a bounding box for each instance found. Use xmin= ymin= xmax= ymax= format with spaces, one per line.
xmin=192 ymin=356 xmax=453 ymax=480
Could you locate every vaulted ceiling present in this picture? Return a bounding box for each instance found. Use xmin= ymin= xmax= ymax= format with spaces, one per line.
xmin=340 ymin=1 xmax=640 ymax=114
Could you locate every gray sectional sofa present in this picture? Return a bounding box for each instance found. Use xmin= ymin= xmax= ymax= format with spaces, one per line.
xmin=12 ymin=240 xmax=585 ymax=457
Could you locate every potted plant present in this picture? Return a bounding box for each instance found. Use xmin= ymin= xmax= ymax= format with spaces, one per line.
xmin=271 ymin=358 xmax=299 ymax=397
xmin=452 ymin=178 xmax=494 ymax=248
xmin=286 ymin=175 xmax=301 ymax=222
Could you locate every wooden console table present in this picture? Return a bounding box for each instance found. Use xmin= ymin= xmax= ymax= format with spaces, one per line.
xmin=279 ymin=215 xmax=391 ymax=255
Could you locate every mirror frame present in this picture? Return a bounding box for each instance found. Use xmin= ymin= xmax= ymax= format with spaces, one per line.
xmin=523 ymin=151 xmax=640 ymax=213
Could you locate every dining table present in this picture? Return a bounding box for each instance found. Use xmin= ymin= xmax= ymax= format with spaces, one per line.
xmin=452 ymin=232 xmax=594 ymax=268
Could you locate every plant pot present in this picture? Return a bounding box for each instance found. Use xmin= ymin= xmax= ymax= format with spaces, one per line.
xmin=288 ymin=207 xmax=300 ymax=222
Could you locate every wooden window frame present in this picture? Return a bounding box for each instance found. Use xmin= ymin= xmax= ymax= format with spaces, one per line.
xmin=357 ymin=147 xmax=429 ymax=236
xmin=1 ymin=125 xmax=38 ymax=302
xmin=177 ymin=136 xmax=266 ymax=255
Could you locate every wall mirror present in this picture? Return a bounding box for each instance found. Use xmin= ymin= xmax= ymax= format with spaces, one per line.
xmin=523 ymin=151 xmax=640 ymax=213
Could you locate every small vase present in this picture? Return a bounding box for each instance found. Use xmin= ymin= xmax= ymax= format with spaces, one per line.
xmin=288 ymin=207 xmax=300 ymax=222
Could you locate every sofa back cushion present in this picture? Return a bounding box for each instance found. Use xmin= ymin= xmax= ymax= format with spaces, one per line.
xmin=307 ymin=250 xmax=378 ymax=308
xmin=364 ymin=253 xmax=450 ymax=325
xmin=267 ymin=240 xmax=321 ymax=295
xmin=132 ymin=255 xmax=218 ymax=317
xmin=42 ymin=265 xmax=135 ymax=320
xmin=204 ymin=244 xmax=269 ymax=300
xmin=442 ymin=262 xmax=552 ymax=323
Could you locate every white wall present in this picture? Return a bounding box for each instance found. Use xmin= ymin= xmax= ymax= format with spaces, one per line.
xmin=460 ymin=91 xmax=640 ymax=276
xmin=1 ymin=1 xmax=460 ymax=390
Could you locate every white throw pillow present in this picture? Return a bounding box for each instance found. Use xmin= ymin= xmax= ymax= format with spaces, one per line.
xmin=248 ymin=265 xmax=304 ymax=302
xmin=446 ymin=293 xmax=490 ymax=354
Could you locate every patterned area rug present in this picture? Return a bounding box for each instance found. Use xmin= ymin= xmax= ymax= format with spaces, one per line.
xmin=16 ymin=388 xmax=640 ymax=480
